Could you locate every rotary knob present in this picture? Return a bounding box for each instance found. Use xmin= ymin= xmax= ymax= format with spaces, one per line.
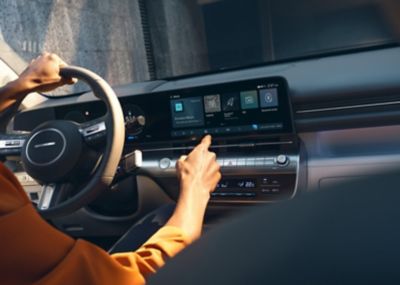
xmin=275 ymin=154 xmax=288 ymax=166
xmin=159 ymin=158 xmax=171 ymax=169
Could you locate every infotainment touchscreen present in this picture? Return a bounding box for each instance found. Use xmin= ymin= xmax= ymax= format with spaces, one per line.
xmin=120 ymin=76 xmax=294 ymax=143
xmin=169 ymin=78 xmax=292 ymax=139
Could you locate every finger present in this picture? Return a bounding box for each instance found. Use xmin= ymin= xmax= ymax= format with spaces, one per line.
xmin=61 ymin=76 xmax=77 ymax=85
xmin=199 ymin=135 xmax=212 ymax=150
xmin=48 ymin=53 xmax=61 ymax=61
xmin=209 ymin=151 xmax=217 ymax=161
xmin=58 ymin=58 xmax=69 ymax=68
xmin=69 ymin=77 xmax=78 ymax=84
xmin=207 ymin=160 xmax=221 ymax=175
xmin=208 ymin=171 xmax=222 ymax=193
xmin=176 ymin=155 xmax=187 ymax=170
xmin=57 ymin=58 xmax=77 ymax=85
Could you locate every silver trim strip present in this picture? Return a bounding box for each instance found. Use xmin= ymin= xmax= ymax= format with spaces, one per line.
xmin=296 ymin=100 xmax=400 ymax=114
xmin=38 ymin=184 xmax=56 ymax=210
xmin=34 ymin=142 xmax=56 ymax=149
xmin=142 ymin=141 xmax=294 ymax=153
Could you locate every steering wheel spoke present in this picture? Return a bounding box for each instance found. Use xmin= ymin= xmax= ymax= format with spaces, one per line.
xmin=79 ymin=117 xmax=107 ymax=146
xmin=38 ymin=183 xmax=74 ymax=211
xmin=0 ymin=133 xmax=29 ymax=157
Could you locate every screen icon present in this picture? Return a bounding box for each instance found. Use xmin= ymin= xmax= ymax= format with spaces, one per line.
xmin=259 ymin=88 xmax=278 ymax=108
xmin=204 ymin=94 xmax=221 ymax=113
xmin=174 ymin=101 xmax=184 ymax=112
xmin=240 ymin=90 xmax=258 ymax=109
xmin=221 ymin=93 xmax=240 ymax=111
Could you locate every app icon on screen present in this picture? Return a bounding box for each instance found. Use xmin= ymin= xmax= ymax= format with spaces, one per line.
xmin=174 ymin=102 xmax=184 ymax=112
xmin=221 ymin=93 xmax=240 ymax=111
xmin=204 ymin=94 xmax=221 ymax=113
xmin=259 ymin=88 xmax=278 ymax=108
xmin=240 ymin=90 xmax=258 ymax=109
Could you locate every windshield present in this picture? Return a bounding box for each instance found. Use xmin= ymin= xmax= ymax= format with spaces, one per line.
xmin=145 ymin=0 xmax=399 ymax=79
xmin=0 ymin=0 xmax=398 ymax=95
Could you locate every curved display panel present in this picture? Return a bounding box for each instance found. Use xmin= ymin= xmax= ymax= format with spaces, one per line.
xmin=120 ymin=76 xmax=294 ymax=144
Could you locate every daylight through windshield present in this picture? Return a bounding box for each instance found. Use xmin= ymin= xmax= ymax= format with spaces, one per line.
xmin=0 ymin=0 xmax=398 ymax=94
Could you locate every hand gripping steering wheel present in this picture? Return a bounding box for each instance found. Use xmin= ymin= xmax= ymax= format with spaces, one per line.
xmin=0 ymin=66 xmax=125 ymax=218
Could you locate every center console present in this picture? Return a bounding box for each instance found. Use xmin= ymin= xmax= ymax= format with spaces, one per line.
xmin=119 ymin=76 xmax=300 ymax=203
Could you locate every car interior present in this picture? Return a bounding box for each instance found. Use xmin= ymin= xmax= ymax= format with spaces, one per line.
xmin=1 ymin=0 xmax=400 ymax=267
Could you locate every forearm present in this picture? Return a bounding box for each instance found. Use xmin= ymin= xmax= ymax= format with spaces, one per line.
xmin=165 ymin=186 xmax=210 ymax=243
xmin=0 ymin=78 xmax=30 ymax=113
xmin=167 ymin=135 xmax=221 ymax=242
xmin=0 ymin=53 xmax=76 ymax=115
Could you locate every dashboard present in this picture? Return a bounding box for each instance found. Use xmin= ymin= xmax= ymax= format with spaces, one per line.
xmin=54 ymin=77 xmax=294 ymax=144
xmin=15 ymin=76 xmax=300 ymax=205
xmin=8 ymin=46 xmax=400 ymax=238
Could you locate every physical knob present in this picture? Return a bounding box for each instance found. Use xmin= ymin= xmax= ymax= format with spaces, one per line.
xmin=275 ymin=154 xmax=288 ymax=165
xmin=159 ymin=158 xmax=171 ymax=169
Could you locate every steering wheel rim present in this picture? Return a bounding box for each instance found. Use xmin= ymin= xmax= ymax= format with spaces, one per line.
xmin=24 ymin=66 xmax=125 ymax=218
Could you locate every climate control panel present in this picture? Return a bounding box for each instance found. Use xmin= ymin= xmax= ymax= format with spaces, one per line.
xmin=138 ymin=153 xmax=299 ymax=203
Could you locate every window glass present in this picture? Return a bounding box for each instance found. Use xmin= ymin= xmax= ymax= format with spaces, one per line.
xmin=0 ymin=0 xmax=398 ymax=95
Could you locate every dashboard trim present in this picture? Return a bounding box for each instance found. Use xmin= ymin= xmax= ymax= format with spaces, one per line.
xmin=140 ymin=140 xmax=295 ymax=153
xmin=296 ymin=100 xmax=400 ymax=114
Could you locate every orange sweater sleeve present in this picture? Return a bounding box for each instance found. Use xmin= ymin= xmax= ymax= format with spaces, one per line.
xmin=0 ymin=163 xmax=189 ymax=285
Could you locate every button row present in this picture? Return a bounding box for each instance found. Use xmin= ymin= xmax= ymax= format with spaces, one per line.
xmin=261 ymin=188 xmax=281 ymax=194
xmin=217 ymin=157 xmax=278 ymax=168
xmin=157 ymin=155 xmax=290 ymax=169
xmin=171 ymin=123 xmax=283 ymax=138
xmin=0 ymin=139 xmax=25 ymax=148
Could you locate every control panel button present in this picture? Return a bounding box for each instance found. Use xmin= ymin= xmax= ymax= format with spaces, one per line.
xmin=237 ymin=158 xmax=246 ymax=166
xmin=245 ymin=158 xmax=255 ymax=166
xmin=159 ymin=158 xmax=171 ymax=169
xmin=255 ymin=157 xmax=265 ymax=166
xmin=261 ymin=188 xmax=280 ymax=194
xmin=224 ymin=158 xmax=237 ymax=167
xmin=275 ymin=154 xmax=288 ymax=166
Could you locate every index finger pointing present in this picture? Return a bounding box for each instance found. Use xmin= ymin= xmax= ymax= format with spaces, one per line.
xmin=200 ymin=135 xmax=212 ymax=150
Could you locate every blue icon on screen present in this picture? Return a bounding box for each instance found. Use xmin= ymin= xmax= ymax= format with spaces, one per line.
xmin=252 ymin=124 xmax=258 ymax=130
xmin=174 ymin=102 xmax=184 ymax=112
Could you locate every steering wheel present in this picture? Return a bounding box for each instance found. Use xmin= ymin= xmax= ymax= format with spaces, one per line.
xmin=0 ymin=66 xmax=125 ymax=218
